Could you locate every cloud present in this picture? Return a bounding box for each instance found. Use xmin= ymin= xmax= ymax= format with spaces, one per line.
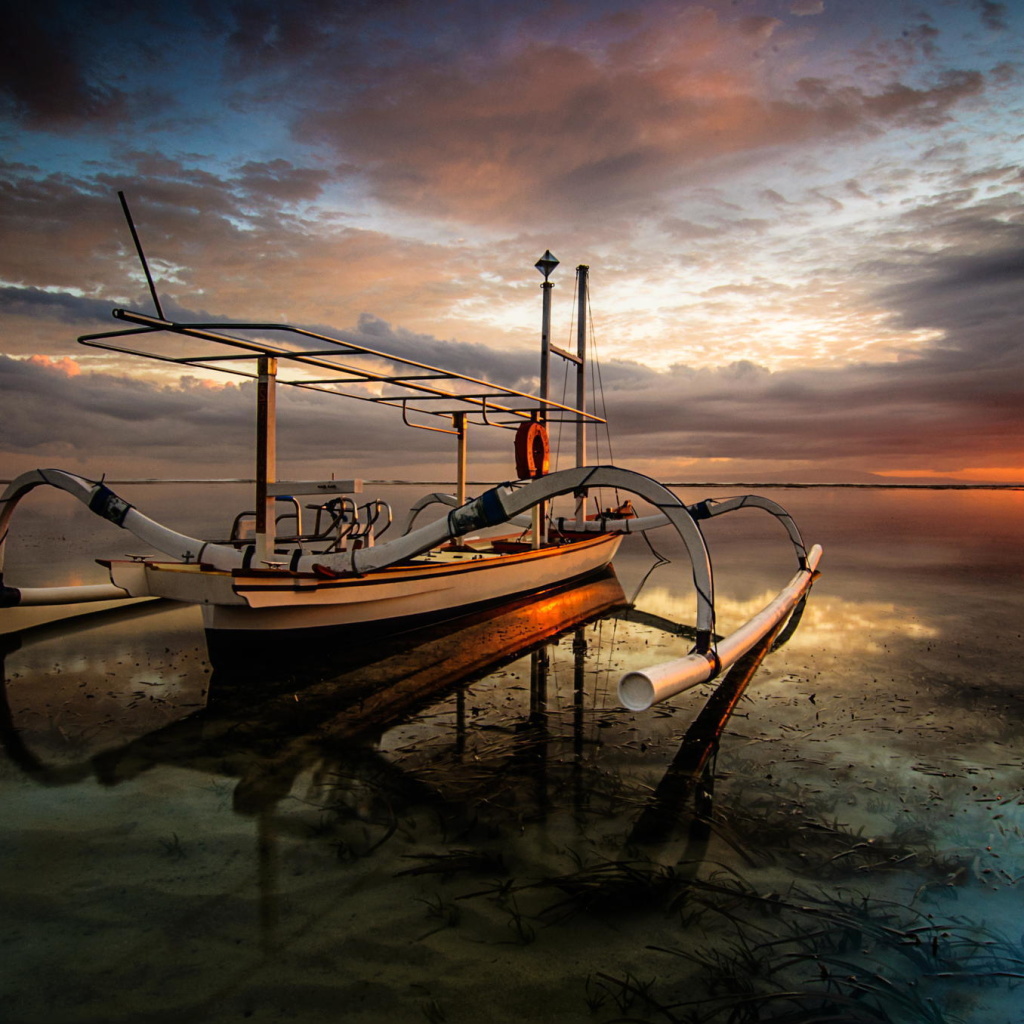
xmin=2 ymin=1 xmax=1020 ymax=484
xmin=0 ymin=351 xmax=440 ymax=473
xmin=27 ymin=354 xmax=81 ymax=376
xmin=233 ymin=160 xmax=332 ymax=204
xmin=0 ymin=286 xmax=116 ymax=325
xmin=974 ymin=1 xmax=1009 ymax=32
xmin=1 ymin=4 xmax=123 ymax=128
xmin=1 ymin=3 xmax=997 ymax=238
xmin=288 ymin=10 xmax=987 ymax=227
xmin=7 ymin=218 xmax=1024 ymax=483
xmin=0 ymin=160 xmax=500 ymax=350
xmin=790 ymin=0 xmax=824 ymax=14
xmin=610 ymin=209 xmax=1024 ymax=471
xmin=0 ymin=2 xmax=173 ymax=129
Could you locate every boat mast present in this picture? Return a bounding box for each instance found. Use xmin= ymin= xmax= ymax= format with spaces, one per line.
xmin=575 ymin=265 xmax=588 ymax=470
xmin=575 ymin=265 xmax=588 ymax=524
xmin=535 ymin=251 xmax=559 ymax=548
xmin=255 ymin=355 xmax=278 ymax=565
xmin=536 ymin=250 xmax=558 ymax=408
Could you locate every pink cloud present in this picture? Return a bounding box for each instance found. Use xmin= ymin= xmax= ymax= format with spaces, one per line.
xmin=27 ymin=354 xmax=81 ymax=376
xmin=294 ymin=9 xmax=986 ymax=227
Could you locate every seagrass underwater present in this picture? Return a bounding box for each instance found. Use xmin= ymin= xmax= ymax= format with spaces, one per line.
xmin=2 ymin=483 xmax=1023 ymax=1024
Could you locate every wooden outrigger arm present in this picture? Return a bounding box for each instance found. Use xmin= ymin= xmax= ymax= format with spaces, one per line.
xmin=1 ymin=465 xmax=812 ymax=660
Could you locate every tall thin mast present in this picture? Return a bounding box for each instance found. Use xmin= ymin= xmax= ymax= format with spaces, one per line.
xmin=575 ymin=265 xmax=588 ymax=469
xmin=534 ymin=251 xmax=558 ymax=549
xmin=535 ymin=250 xmax=559 ymax=413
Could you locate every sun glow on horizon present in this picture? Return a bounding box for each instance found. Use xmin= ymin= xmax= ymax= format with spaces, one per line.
xmin=875 ymin=467 xmax=1024 ymax=484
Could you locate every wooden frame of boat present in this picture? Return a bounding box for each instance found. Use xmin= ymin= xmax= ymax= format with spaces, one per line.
xmin=0 ymin=234 xmax=822 ymax=709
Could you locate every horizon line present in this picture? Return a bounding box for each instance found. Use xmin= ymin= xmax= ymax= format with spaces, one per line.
xmin=3 ymin=478 xmax=1021 ymax=491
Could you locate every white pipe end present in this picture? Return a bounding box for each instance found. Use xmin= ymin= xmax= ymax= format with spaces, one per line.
xmin=618 ymin=671 xmax=656 ymax=712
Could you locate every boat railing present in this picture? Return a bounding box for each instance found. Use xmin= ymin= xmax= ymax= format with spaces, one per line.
xmin=229 ymin=496 xmax=303 ymax=546
xmin=226 ymin=495 xmax=393 ymax=551
xmin=305 ymin=496 xmax=358 ymax=545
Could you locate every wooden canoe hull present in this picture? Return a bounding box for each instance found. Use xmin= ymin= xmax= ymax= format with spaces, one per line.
xmin=107 ymin=533 xmax=622 ymax=633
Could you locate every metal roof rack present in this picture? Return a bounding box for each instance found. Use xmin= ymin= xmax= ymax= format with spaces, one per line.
xmin=79 ymin=309 xmax=604 ymax=431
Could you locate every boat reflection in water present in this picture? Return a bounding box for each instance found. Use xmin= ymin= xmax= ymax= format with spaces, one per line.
xmin=0 ymin=556 xmax=821 ymax=1014
xmin=88 ymin=570 xmax=630 ymax=811
xmin=2 ymin=557 xmax=810 ymax=844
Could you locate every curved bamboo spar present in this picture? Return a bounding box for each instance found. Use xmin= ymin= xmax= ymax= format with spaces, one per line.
xmin=1 ymin=466 xmax=721 ymax=639
xmin=548 ymin=493 xmax=809 ymax=562
xmin=1 ymin=467 xmax=815 ymax=655
xmin=0 ymin=469 xmax=231 ymax=606
xmin=315 ymin=465 xmax=723 ymax=648
xmin=0 ymin=469 xmax=227 ymax=568
xmin=618 ymin=544 xmax=823 ymax=711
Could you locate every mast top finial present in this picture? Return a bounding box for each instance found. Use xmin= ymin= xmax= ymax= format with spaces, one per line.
xmin=535 ymin=250 xmax=559 ymax=280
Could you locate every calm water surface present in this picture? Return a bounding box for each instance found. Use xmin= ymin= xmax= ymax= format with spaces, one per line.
xmin=2 ymin=484 xmax=1023 ymax=1023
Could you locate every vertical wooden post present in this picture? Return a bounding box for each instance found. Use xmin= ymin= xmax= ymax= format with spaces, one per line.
xmin=531 ymin=409 xmax=543 ymax=549
xmin=454 ymin=412 xmax=467 ymax=505
xmin=539 ymin=280 xmax=553 ymax=410
xmin=255 ymin=355 xmax=278 ymax=565
xmin=534 ymin=272 xmax=549 ymax=550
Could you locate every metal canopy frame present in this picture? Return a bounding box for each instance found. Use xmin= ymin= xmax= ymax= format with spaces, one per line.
xmin=78 ymin=309 xmax=605 ymax=433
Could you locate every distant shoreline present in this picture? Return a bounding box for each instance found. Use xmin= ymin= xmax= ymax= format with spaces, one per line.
xmin=4 ymin=478 xmax=1021 ymax=491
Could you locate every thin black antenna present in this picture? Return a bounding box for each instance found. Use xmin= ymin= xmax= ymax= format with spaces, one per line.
xmin=117 ymin=190 xmax=165 ymax=321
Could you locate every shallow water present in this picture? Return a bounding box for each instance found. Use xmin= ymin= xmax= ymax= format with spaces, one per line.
xmin=2 ymin=484 xmax=1024 ymax=1023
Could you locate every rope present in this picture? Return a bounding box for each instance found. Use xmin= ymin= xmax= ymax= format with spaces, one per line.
xmin=585 ymin=282 xmax=620 ymax=505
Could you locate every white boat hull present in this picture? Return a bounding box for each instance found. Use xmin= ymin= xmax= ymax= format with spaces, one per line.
xmin=107 ymin=533 xmax=622 ymax=633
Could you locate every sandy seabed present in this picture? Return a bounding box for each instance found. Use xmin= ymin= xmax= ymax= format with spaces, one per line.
xmin=3 ymin=486 xmax=1024 ymax=1023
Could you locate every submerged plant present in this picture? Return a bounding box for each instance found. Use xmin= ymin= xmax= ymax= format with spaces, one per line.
xmin=158 ymin=832 xmax=186 ymax=859
xmin=416 ymin=892 xmax=461 ymax=940
xmin=421 ymin=997 xmax=447 ymax=1023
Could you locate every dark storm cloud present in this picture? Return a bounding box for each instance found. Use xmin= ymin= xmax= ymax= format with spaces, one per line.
xmin=0 ymin=1 xmax=994 ymax=233
xmin=0 ymin=1 xmax=173 ymax=129
xmin=0 ymin=352 xmax=437 ymax=465
xmin=974 ymin=1 xmax=1009 ymax=32
xmin=0 ymin=286 xmax=115 ymax=325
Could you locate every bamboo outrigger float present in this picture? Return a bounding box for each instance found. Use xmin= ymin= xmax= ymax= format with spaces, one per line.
xmin=0 ymin=211 xmax=821 ymax=709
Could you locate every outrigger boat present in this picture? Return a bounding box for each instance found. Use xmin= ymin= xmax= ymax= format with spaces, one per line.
xmin=0 ymin=213 xmax=821 ymax=710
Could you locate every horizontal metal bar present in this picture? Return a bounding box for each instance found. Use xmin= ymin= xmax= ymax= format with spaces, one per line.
xmin=550 ymin=344 xmax=582 ymax=365
xmin=83 ymin=310 xmax=606 ymax=428
xmin=177 ymin=352 xmax=265 ymax=363
xmin=391 ymin=392 xmax=506 ymax=401
xmin=77 ymin=338 xmax=259 ymax=380
xmin=401 ymin=401 xmax=458 ymax=435
xmin=299 ymin=372 xmax=453 ymax=385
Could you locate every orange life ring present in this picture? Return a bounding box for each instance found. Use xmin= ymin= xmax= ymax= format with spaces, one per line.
xmin=514 ymin=421 xmax=550 ymax=479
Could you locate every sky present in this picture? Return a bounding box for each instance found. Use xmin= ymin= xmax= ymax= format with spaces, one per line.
xmin=2 ymin=0 xmax=1023 ymax=485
